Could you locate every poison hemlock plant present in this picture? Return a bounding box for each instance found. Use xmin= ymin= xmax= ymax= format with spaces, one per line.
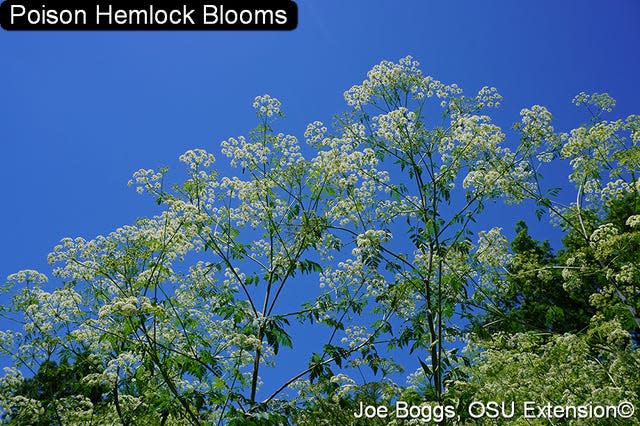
xmin=1 ymin=58 xmax=638 ymax=425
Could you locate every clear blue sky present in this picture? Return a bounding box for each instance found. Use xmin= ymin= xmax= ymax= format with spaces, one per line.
xmin=1 ymin=0 xmax=639 ymax=394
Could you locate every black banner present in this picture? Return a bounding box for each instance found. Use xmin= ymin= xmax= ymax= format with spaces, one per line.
xmin=0 ymin=0 xmax=298 ymax=30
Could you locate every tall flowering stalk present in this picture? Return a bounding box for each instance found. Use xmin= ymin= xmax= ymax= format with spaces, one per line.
xmin=333 ymin=56 xmax=544 ymax=401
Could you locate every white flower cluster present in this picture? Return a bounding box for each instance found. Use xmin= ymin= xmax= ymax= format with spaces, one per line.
xmin=626 ymin=214 xmax=640 ymax=228
xmin=80 ymin=372 xmax=111 ymax=388
xmin=373 ymin=107 xmax=418 ymax=147
xmin=226 ymin=333 xmax=262 ymax=351
xmin=613 ymin=263 xmax=638 ymax=285
xmin=0 ymin=395 xmax=44 ymax=423
xmin=599 ymin=178 xmax=632 ymax=204
xmin=319 ymin=258 xmax=364 ymax=291
xmin=627 ymin=114 xmax=640 ymax=143
xmin=343 ymin=56 xmax=457 ymax=108
xmin=48 ymin=212 xmax=197 ymax=292
xmin=221 ymin=135 xmax=271 ymax=169
xmin=476 ymin=227 xmax=511 ymax=268
xmin=341 ymin=325 xmax=369 ymax=349
xmin=272 ymin=132 xmax=304 ymax=167
xmin=475 ymin=86 xmax=502 ymax=109
xmin=444 ymin=114 xmax=505 ymax=163
xmin=0 ymin=332 xmax=18 ymax=353
xmin=98 ymin=296 xmax=139 ymax=319
xmin=9 ymin=280 xmax=82 ymax=340
xmin=6 ymin=270 xmax=48 ymax=286
xmin=27 ymin=287 xmax=82 ymax=331
xmin=519 ymin=105 xmax=558 ymax=160
xmin=557 ymin=114 xmax=640 ymax=195
xmin=179 ymin=148 xmax=216 ymax=169
xmin=253 ymin=94 xmax=282 ymax=118
xmin=0 ymin=367 xmax=24 ymax=391
xmin=375 ymin=196 xmax=420 ymax=224
xmin=128 ymin=168 xmax=163 ymax=194
xmin=222 ymin=266 xmax=246 ymax=291
xmin=589 ymin=223 xmax=619 ymax=252
xmin=304 ymin=120 xmax=328 ymax=147
xmin=329 ymin=373 xmax=356 ymax=398
xmin=353 ymin=229 xmax=391 ymax=257
xmin=573 ymin=91 xmax=616 ymax=112
xmin=219 ymin=175 xmax=288 ymax=227
xmin=104 ymin=350 xmax=142 ymax=378
xmin=463 ymin=152 xmax=534 ymax=204
xmin=308 ymin=123 xmax=391 ymax=225
xmin=140 ymin=296 xmax=165 ymax=316
xmin=55 ymin=395 xmax=95 ymax=424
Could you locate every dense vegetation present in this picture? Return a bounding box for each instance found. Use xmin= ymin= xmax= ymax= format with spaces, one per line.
xmin=1 ymin=57 xmax=638 ymax=425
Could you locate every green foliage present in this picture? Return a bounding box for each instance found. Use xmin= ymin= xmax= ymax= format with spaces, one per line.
xmin=3 ymin=355 xmax=107 ymax=425
xmin=450 ymin=321 xmax=640 ymax=425
xmin=472 ymin=220 xmax=595 ymax=336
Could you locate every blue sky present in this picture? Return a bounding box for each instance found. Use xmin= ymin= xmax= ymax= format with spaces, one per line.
xmin=2 ymin=0 xmax=640 ymax=276
xmin=1 ymin=0 xmax=639 ymax=397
